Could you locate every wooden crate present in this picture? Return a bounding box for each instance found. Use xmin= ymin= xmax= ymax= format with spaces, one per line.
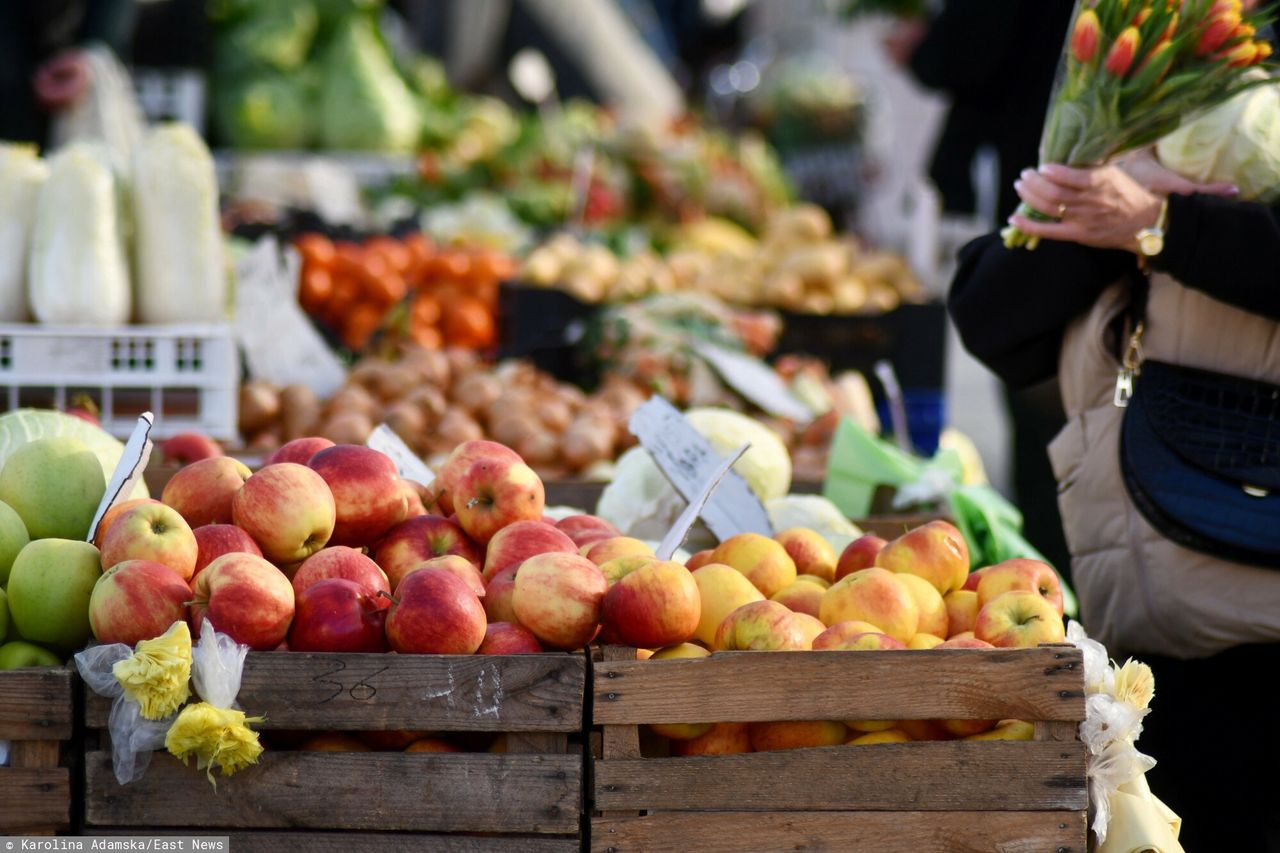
xmin=591 ymin=645 xmax=1088 ymax=853
xmin=0 ymin=667 xmax=75 ymax=835
xmin=84 ymin=652 xmax=585 ymax=851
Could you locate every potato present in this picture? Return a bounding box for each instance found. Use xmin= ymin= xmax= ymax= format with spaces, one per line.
xmin=767 ymin=204 xmax=832 ymax=243
xmin=800 ymin=291 xmax=836 ymax=315
xmin=489 ymin=414 xmax=539 ymax=448
xmin=434 ymin=409 xmax=483 ymax=447
xmin=384 ymin=402 xmax=428 ymax=450
xmin=279 ymin=383 xmax=321 ymax=441
xmin=778 ymin=245 xmax=847 ymax=287
xmin=516 ymin=428 xmax=559 ymax=467
xmin=445 ymin=347 xmax=479 ymax=377
xmin=401 ymin=346 xmax=451 ymax=388
xmin=405 ymin=385 xmax=447 ymax=424
xmin=452 ymin=372 xmax=503 ymax=416
xmin=761 ymin=271 xmax=804 ymax=309
xmin=866 ymin=283 xmax=902 ymax=314
xmin=520 ymin=248 xmax=563 ymax=287
xmin=239 ymin=380 xmax=281 ymax=435
xmin=321 ymin=411 xmax=375 ymax=445
xmin=832 ymin=276 xmax=869 ymax=314
xmin=561 ymin=417 xmax=614 ymax=471
xmin=537 ymin=398 xmax=573 ymax=432
xmin=324 ymin=385 xmax=379 ymax=420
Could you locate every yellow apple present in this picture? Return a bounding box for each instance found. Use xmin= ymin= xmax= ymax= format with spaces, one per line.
xmin=974 ymin=590 xmax=1066 ymax=648
xmin=876 ymin=520 xmax=970 ymax=596
xmin=710 ymin=533 xmax=797 ymax=598
xmin=943 ymin=590 xmax=980 ymax=638
xmin=773 ymin=527 xmax=837 ymax=583
xmin=818 ymin=568 xmax=919 ymax=643
xmin=965 ymin=719 xmax=1035 ymax=741
xmin=976 ymin=558 xmax=1065 ymax=616
xmin=691 ymin=563 xmax=764 ymax=646
xmin=908 ymin=633 xmax=945 ymax=649
xmin=770 ymin=580 xmax=824 ymax=618
xmin=846 ymin=729 xmax=911 ymax=745
xmin=894 ymin=573 xmax=949 ymax=639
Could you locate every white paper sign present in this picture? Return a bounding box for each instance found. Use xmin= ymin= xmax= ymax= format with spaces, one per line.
xmin=569 ymin=146 xmax=595 ymax=229
xmin=235 ymin=237 xmax=347 ymax=398
xmin=694 ymin=341 xmax=815 ymax=421
xmin=87 ymin=413 xmax=154 ymax=543
xmin=629 ymin=396 xmax=772 ymax=541
xmin=655 ymin=444 xmax=750 ymax=560
xmin=366 ymin=424 xmax=436 ymax=486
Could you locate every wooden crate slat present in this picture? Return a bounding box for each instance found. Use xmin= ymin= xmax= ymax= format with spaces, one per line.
xmin=98 ymin=831 xmax=579 ymax=853
xmin=85 ymin=653 xmax=585 ymax=732
xmin=85 ymin=751 xmax=581 ymax=834
xmin=0 ymin=767 xmax=72 ymax=830
xmin=0 ymin=668 xmax=74 ymax=740
xmin=591 ymin=810 xmax=1089 ymax=853
xmin=594 ymin=742 xmax=1087 ymax=812
xmin=594 ymin=647 xmax=1084 ymax=724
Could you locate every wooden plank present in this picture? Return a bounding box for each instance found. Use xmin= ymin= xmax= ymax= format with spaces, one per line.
xmin=506 ymin=732 xmax=569 ymax=754
xmin=594 ymin=742 xmax=1087 ymax=812
xmin=591 ymin=810 xmax=1088 ymax=853
xmin=7 ymin=739 xmax=60 ymax=769
xmin=87 ymin=653 xmax=585 ymax=732
xmin=0 ymin=767 xmax=72 ymax=830
xmin=593 ymin=647 xmax=1085 ymax=725
xmin=86 ymin=751 xmax=581 ymax=834
xmin=1036 ymin=720 xmax=1080 ymax=742
xmin=0 ymin=668 xmax=74 ymax=740
xmin=99 ymin=831 xmax=579 ymax=853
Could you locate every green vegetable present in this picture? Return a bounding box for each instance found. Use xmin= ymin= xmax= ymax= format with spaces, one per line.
xmin=319 ymin=16 xmax=421 ymax=152
xmin=217 ymin=0 xmax=317 ymax=73
xmin=214 ymin=73 xmax=316 ymax=150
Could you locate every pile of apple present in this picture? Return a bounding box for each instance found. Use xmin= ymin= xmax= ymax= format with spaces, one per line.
xmin=609 ymin=520 xmax=1068 ymax=753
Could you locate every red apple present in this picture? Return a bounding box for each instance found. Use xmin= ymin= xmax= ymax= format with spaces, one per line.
xmin=232 ymin=463 xmax=336 ymax=565
xmin=584 ymin=536 xmax=655 ymax=566
xmin=876 ymin=520 xmax=970 ymax=596
xmin=484 ymin=565 xmax=520 ymax=623
xmin=190 ymin=552 xmax=295 ymax=650
xmin=478 ymin=622 xmax=544 ymax=654
xmin=770 ymin=580 xmax=824 ymax=618
xmin=555 ymin=514 xmax=621 ymax=548
xmin=685 ymin=550 xmax=716 ymax=571
xmin=307 ymin=445 xmax=410 ymax=548
xmin=192 ymin=524 xmax=263 ymax=579
xmin=962 ymin=567 xmax=989 ymax=592
xmin=372 ymin=515 xmax=482 ymax=591
xmin=601 ymin=560 xmax=701 ymax=649
xmin=976 ymin=558 xmax=1065 ymax=616
xmin=819 ymin=568 xmax=919 ymax=644
xmin=402 ymin=554 xmax=485 ymax=598
xmin=454 ymin=457 xmax=545 ymax=545
xmin=288 ymin=578 xmax=388 ymax=653
xmin=100 ymin=503 xmax=198 ymax=581
xmin=836 ymin=535 xmax=888 ymax=581
xmin=670 ymin=722 xmax=752 ymax=756
xmin=974 ymin=591 xmax=1066 ymax=648
xmin=384 ymin=567 xmax=487 ymax=654
xmin=774 ymin=528 xmax=838 ymax=583
xmin=936 ymin=636 xmax=996 ymax=649
xmin=160 ymin=456 xmax=252 ymax=528
xmin=89 ymin=560 xmax=191 ymax=646
xmin=93 ymin=498 xmax=162 ymax=548
xmin=482 ymin=520 xmax=577 ymax=582
xmin=812 ymin=627 xmax=906 ymax=651
xmin=436 ymin=440 xmax=522 ymax=516
xmin=291 ymin=546 xmax=392 ymax=608
xmin=159 ymin=432 xmax=223 ymax=465
xmin=265 ymin=437 xmax=335 ymax=466
xmin=512 ymin=552 xmax=607 ymax=650
xmin=713 ymin=600 xmax=809 ymax=651
xmin=401 ymin=479 xmax=428 ymax=518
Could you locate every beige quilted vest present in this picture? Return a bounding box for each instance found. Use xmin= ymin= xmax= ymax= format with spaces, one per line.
xmin=1050 ymin=272 xmax=1280 ymax=660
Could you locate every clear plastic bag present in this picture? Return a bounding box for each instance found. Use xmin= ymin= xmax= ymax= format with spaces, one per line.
xmin=74 ymin=644 xmax=174 ymax=784
xmin=191 ymin=619 xmax=249 ymax=711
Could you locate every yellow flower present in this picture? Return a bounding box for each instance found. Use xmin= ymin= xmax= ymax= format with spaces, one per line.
xmin=1112 ymin=658 xmax=1155 ymax=711
xmin=166 ymin=702 xmax=264 ymax=786
xmin=112 ymin=621 xmax=193 ymax=720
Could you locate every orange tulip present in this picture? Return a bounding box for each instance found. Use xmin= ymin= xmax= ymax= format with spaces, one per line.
xmin=1104 ymin=27 xmax=1142 ymax=76
xmin=1197 ymin=10 xmax=1243 ymax=56
xmin=1224 ymin=41 xmax=1259 ymax=67
xmin=1256 ymin=42 xmax=1274 ymax=62
xmin=1072 ymin=9 xmax=1103 ymax=63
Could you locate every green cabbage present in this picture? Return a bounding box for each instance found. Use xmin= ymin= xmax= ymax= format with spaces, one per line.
xmin=217 ymin=0 xmax=317 ymax=73
xmin=214 ymin=74 xmax=316 ymax=150
xmin=0 ymin=410 xmax=148 ymax=500
xmin=1157 ymin=76 xmax=1280 ymax=203
xmin=319 ymin=16 xmax=421 ymax=152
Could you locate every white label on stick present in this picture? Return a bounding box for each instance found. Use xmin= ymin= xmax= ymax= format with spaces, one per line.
xmin=235 ymin=237 xmax=347 ymax=398
xmin=655 ymin=443 xmax=750 ymax=560
xmin=629 ymin=396 xmax=773 ymax=541
xmin=694 ymin=341 xmax=814 ymax=421
xmin=366 ymin=424 xmax=436 ymax=487
xmin=87 ymin=413 xmax=154 ymax=543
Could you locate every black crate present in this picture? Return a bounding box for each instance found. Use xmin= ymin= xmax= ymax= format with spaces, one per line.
xmin=497 ymin=283 xmax=600 ymax=388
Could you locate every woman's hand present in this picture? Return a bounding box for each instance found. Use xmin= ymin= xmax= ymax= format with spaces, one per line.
xmin=1114 ymin=146 xmax=1239 ymax=197
xmin=1010 ymin=164 xmax=1166 ymax=252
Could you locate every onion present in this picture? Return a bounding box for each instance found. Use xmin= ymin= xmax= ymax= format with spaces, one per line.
xmin=324 ymin=385 xmax=379 ymax=420
xmin=384 ymin=402 xmax=428 ymax=450
xmin=238 ymin=380 xmax=281 ymax=435
xmin=405 ymin=386 xmax=447 ymax=424
xmin=562 ymin=417 xmax=614 ymax=470
xmin=321 ymin=411 xmax=375 ymax=445
xmin=400 ymin=346 xmax=451 ymax=389
xmin=452 ymin=372 xmax=503 ymax=416
xmin=489 ymin=414 xmax=539 ymax=448
xmin=435 ymin=409 xmax=483 ymax=447
xmin=537 ymin=397 xmax=573 ymax=432
xmin=516 ymin=428 xmax=559 ymax=466
xmin=279 ymin=383 xmax=321 ymax=441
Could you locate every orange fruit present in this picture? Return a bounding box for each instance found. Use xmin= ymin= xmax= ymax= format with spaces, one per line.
xmin=443 ymin=296 xmax=495 ymax=349
xmin=295 ymin=233 xmax=336 ymax=270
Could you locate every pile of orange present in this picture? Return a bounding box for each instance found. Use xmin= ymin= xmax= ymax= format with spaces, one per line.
xmin=294 ymin=232 xmax=516 ymax=352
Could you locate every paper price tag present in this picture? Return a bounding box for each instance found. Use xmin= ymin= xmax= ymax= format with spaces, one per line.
xmin=235 ymin=237 xmax=347 ymax=398
xmin=87 ymin=413 xmax=154 ymax=543
xmin=655 ymin=444 xmax=750 ymax=560
xmin=693 ymin=341 xmax=814 ymax=422
xmin=366 ymin=424 xmax=436 ymax=486
xmin=629 ymin=396 xmax=772 ymax=541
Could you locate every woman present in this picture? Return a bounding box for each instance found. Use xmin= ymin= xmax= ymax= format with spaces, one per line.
xmin=949 ymin=155 xmax=1280 ymax=850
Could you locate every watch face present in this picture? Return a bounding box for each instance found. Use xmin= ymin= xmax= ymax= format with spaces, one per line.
xmin=1140 ymin=233 xmax=1163 ymax=257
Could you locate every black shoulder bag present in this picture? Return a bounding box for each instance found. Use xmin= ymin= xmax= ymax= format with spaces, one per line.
xmin=1117 ymin=278 xmax=1280 ymax=567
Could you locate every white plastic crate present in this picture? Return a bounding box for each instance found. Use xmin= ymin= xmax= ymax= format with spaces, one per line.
xmin=0 ymin=324 xmax=238 ymax=442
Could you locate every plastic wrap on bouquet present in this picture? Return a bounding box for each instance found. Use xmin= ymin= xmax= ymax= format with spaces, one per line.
xmin=1066 ymin=622 xmax=1182 ymax=851
xmin=164 ymin=620 xmax=263 ymax=786
xmin=74 ymin=621 xmax=193 ymax=784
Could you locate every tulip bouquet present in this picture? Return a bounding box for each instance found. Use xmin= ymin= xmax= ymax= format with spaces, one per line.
xmin=1003 ymin=0 xmax=1276 ymax=249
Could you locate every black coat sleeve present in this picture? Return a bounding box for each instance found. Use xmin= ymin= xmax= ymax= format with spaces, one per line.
xmin=947 ymin=234 xmax=1134 ymax=388
xmin=1151 ymin=193 xmax=1280 ymax=320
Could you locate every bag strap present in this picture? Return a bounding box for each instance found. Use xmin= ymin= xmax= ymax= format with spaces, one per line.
xmin=1114 ymin=273 xmax=1151 ymax=409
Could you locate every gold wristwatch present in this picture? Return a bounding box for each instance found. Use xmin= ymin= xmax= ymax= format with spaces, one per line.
xmin=1136 ymin=197 xmax=1170 ymax=266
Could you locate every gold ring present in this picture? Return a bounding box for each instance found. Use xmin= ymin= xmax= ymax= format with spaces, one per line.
xmin=1057 ymin=203 xmax=1068 ymax=218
